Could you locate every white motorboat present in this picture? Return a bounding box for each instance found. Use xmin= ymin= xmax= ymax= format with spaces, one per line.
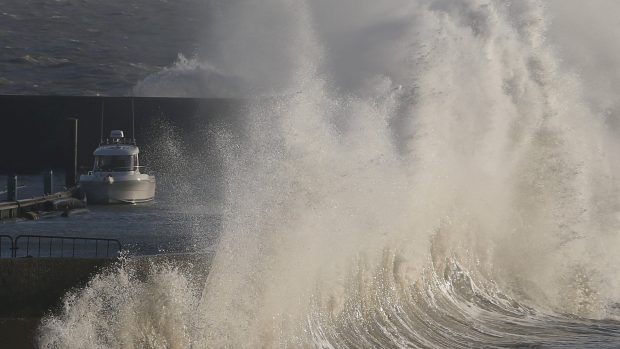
xmin=79 ymin=130 xmax=156 ymax=204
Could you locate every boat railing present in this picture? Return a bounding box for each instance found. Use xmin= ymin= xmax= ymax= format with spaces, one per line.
xmin=89 ymin=165 xmax=149 ymax=174
xmin=10 ymin=235 xmax=122 ymax=258
xmin=99 ymin=137 xmax=136 ymax=146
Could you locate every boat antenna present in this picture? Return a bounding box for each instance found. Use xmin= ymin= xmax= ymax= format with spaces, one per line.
xmin=100 ymin=100 xmax=105 ymax=144
xmin=131 ymin=97 xmax=135 ymax=143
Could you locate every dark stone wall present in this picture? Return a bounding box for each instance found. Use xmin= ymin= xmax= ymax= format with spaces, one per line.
xmin=0 ymin=257 xmax=112 ymax=318
xmin=0 ymin=254 xmax=211 ymax=348
xmin=0 ymin=254 xmax=211 ymax=318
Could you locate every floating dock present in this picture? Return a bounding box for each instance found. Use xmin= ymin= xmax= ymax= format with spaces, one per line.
xmin=0 ymin=190 xmax=84 ymax=220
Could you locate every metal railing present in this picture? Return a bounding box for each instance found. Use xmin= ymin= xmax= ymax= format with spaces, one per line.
xmin=99 ymin=137 xmax=136 ymax=146
xmin=0 ymin=235 xmax=13 ymax=258
xmin=90 ymin=166 xmax=142 ymax=173
xmin=6 ymin=235 xmax=121 ymax=258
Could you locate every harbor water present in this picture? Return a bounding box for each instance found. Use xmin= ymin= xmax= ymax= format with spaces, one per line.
xmin=0 ymin=174 xmax=221 ymax=256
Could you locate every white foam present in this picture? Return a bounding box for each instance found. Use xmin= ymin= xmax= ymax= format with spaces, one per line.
xmin=41 ymin=1 xmax=620 ymax=347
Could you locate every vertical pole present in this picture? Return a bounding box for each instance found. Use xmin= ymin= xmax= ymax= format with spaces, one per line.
xmin=66 ymin=118 xmax=78 ymax=188
xmin=6 ymin=174 xmax=16 ymax=201
xmin=44 ymin=170 xmax=53 ymax=195
xmin=100 ymin=101 xmax=105 ymax=143
xmin=131 ymin=98 xmax=135 ymax=143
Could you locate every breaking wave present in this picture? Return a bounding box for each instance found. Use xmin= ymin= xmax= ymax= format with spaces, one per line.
xmin=40 ymin=0 xmax=620 ymax=348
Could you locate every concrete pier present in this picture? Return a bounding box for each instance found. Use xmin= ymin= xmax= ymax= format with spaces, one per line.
xmin=0 ymin=190 xmax=84 ymax=221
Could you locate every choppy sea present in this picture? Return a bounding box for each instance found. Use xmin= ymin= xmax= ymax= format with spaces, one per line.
xmin=0 ymin=0 xmax=204 ymax=96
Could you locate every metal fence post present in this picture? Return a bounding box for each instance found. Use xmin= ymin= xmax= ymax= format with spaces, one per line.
xmin=66 ymin=118 xmax=78 ymax=188
xmin=44 ymin=170 xmax=53 ymax=195
xmin=6 ymin=174 xmax=17 ymax=201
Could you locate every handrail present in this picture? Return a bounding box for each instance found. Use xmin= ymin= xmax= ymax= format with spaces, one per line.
xmin=99 ymin=138 xmax=136 ymax=146
xmin=0 ymin=235 xmax=13 ymax=258
xmin=12 ymin=234 xmax=122 ymax=258
xmin=0 ymin=185 xmax=26 ymax=195
xmin=91 ymin=167 xmax=148 ymax=172
xmin=95 ymin=167 xmax=135 ymax=172
xmin=94 ymin=167 xmax=137 ymax=171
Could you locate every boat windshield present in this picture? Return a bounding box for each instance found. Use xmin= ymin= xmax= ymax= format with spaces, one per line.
xmin=94 ymin=155 xmax=137 ymax=172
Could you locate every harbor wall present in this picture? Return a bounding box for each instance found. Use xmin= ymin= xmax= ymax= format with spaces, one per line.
xmin=0 ymin=253 xmax=211 ymax=348
xmin=0 ymin=253 xmax=211 ymax=318
xmin=0 ymin=258 xmax=112 ymax=318
xmin=0 ymin=95 xmax=246 ymax=174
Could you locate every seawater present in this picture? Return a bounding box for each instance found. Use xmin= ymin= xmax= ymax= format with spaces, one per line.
xmin=31 ymin=0 xmax=620 ymax=348
xmin=0 ymin=0 xmax=204 ymax=96
xmin=0 ymin=175 xmax=220 ymax=256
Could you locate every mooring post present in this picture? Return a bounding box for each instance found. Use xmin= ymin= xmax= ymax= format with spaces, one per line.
xmin=7 ymin=174 xmax=17 ymax=201
xmin=44 ymin=170 xmax=53 ymax=195
xmin=66 ymin=118 xmax=78 ymax=188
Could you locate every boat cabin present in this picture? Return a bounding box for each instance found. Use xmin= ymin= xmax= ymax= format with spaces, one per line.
xmin=80 ymin=128 xmax=156 ymax=204
xmin=93 ymin=153 xmax=139 ymax=172
xmin=91 ymin=130 xmax=141 ymax=173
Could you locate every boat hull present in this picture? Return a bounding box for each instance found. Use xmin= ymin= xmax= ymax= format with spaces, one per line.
xmin=79 ymin=177 xmax=156 ymax=204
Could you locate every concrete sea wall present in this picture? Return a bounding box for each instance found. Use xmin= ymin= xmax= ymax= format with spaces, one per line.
xmin=0 ymin=253 xmax=212 ymax=348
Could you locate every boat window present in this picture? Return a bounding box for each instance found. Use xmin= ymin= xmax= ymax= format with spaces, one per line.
xmin=94 ymin=156 xmax=135 ymax=172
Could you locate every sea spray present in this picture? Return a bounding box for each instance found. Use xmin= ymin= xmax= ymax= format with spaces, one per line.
xmin=39 ymin=1 xmax=620 ymax=347
xmin=38 ymin=258 xmax=204 ymax=348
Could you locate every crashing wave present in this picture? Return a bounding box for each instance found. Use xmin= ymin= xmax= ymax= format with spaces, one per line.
xmin=40 ymin=0 xmax=620 ymax=348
